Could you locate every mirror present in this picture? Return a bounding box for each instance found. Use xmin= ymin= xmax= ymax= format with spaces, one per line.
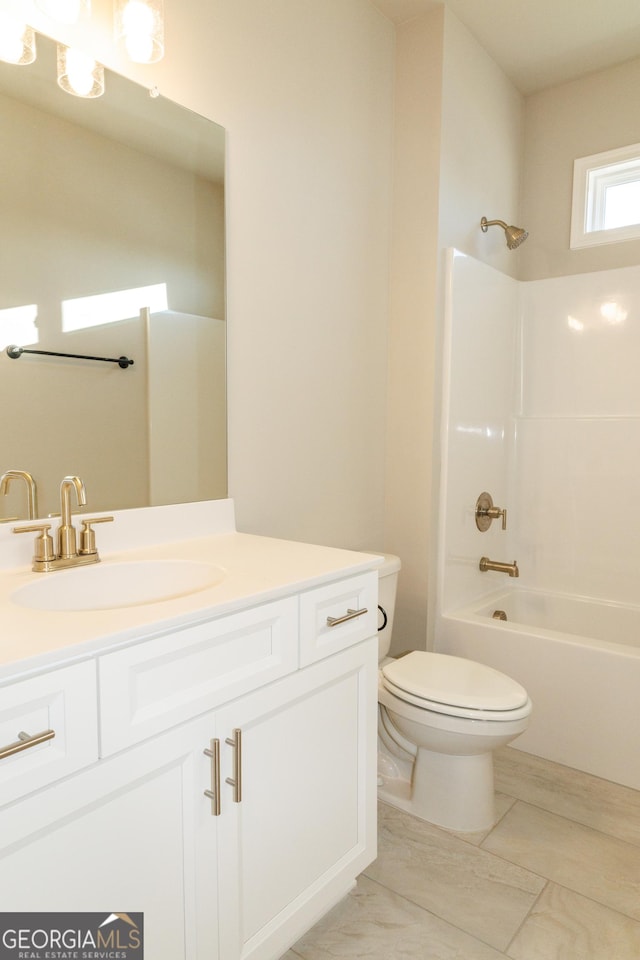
xmin=0 ymin=32 xmax=226 ymax=520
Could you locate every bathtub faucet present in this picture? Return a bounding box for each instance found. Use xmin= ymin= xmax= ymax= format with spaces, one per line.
xmin=479 ymin=556 xmax=519 ymax=578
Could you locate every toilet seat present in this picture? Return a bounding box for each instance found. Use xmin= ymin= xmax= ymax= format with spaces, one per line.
xmin=381 ymin=651 xmax=531 ymax=722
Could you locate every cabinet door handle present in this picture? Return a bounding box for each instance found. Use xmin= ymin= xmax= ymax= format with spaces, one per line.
xmin=203 ymin=738 xmax=221 ymax=816
xmin=225 ymin=728 xmax=242 ymax=803
xmin=0 ymin=728 xmax=55 ymax=761
xmin=326 ymin=607 xmax=368 ymax=628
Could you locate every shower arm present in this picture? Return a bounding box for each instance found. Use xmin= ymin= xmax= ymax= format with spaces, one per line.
xmin=480 ymin=218 xmax=508 ymax=231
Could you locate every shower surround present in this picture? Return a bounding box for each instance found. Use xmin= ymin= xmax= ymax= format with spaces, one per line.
xmin=435 ymin=250 xmax=640 ymax=789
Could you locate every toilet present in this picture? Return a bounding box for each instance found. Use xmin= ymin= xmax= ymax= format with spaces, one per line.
xmin=375 ymin=554 xmax=532 ymax=832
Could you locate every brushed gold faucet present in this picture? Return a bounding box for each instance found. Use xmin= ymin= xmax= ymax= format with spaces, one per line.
xmin=479 ymin=556 xmax=519 ymax=577
xmin=0 ymin=470 xmax=38 ymax=520
xmin=58 ymin=475 xmax=86 ymax=559
xmin=13 ymin=475 xmax=113 ymax=572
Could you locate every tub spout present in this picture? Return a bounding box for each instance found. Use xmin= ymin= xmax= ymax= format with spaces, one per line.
xmin=479 ymin=556 xmax=519 ymax=577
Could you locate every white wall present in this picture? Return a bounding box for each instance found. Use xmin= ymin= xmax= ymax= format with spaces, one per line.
xmin=437 ymin=251 xmax=519 ymax=615
xmin=516 ymin=265 xmax=640 ymax=604
xmin=438 ymin=254 xmax=640 ymax=613
xmin=1 ymin=0 xmax=396 ymax=552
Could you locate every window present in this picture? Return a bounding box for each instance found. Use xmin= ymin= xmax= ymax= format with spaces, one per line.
xmin=62 ymin=283 xmax=168 ymax=332
xmin=0 ymin=303 xmax=38 ymax=349
xmin=571 ymin=143 xmax=640 ymax=248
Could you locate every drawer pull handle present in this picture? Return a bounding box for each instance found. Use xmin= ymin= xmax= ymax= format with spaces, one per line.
xmin=326 ymin=607 xmax=368 ymax=628
xmin=0 ymin=728 xmax=56 ymax=761
xmin=225 ymin=728 xmax=242 ymax=803
xmin=203 ymin=738 xmax=221 ymax=816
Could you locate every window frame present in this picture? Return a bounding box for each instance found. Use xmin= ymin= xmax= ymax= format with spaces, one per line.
xmin=570 ymin=142 xmax=640 ymax=249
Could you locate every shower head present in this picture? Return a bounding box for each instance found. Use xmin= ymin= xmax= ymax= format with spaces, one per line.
xmin=481 ymin=217 xmax=528 ymax=250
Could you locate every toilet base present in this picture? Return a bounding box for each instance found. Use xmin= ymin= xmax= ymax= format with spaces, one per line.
xmin=378 ymin=746 xmax=496 ymax=833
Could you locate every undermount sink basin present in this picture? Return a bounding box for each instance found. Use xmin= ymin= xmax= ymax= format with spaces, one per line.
xmin=11 ymin=559 xmax=226 ymax=612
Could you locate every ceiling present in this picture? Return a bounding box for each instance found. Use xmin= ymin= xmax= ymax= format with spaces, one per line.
xmin=371 ymin=0 xmax=640 ymax=94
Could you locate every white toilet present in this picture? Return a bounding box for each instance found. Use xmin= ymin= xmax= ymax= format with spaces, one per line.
xmin=376 ymin=554 xmax=532 ymax=832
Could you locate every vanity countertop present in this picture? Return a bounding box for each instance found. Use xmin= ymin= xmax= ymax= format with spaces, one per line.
xmin=0 ymin=500 xmax=381 ymax=682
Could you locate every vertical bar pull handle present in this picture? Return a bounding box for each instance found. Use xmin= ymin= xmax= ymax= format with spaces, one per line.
xmin=203 ymin=738 xmax=221 ymax=816
xmin=225 ymin=728 xmax=242 ymax=803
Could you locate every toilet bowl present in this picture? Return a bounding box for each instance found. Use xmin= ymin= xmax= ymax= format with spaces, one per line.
xmin=375 ymin=554 xmax=532 ymax=832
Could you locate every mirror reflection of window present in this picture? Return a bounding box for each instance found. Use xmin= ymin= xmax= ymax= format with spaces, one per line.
xmin=0 ymin=304 xmax=38 ymax=348
xmin=62 ymin=283 xmax=168 ymax=332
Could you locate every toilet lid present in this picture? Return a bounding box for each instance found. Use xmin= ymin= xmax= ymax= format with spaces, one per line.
xmin=381 ymin=651 xmax=529 ymax=712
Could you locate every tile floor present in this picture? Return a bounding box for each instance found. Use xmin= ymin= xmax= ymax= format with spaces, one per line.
xmin=282 ymin=747 xmax=640 ymax=959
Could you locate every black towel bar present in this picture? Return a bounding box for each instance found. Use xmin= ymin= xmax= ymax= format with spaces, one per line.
xmin=6 ymin=345 xmax=134 ymax=369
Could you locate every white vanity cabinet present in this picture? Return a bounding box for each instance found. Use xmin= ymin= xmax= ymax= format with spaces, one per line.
xmin=0 ymin=709 xmax=218 ymax=958
xmin=215 ymin=639 xmax=376 ymax=960
xmin=0 ymin=570 xmax=378 ymax=960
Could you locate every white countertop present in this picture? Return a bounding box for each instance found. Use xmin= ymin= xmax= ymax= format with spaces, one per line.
xmin=0 ymin=499 xmax=381 ymax=682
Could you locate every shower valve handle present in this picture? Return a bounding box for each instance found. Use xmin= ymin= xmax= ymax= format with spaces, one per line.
xmin=475 ymin=492 xmax=507 ymax=532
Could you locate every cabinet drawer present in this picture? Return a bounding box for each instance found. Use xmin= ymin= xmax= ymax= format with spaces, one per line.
xmin=98 ymin=597 xmax=298 ymax=756
xmin=299 ymin=572 xmax=378 ymax=666
xmin=0 ymin=661 xmax=98 ymax=806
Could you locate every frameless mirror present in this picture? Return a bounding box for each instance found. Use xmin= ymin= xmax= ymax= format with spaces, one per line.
xmin=0 ymin=31 xmax=226 ymax=520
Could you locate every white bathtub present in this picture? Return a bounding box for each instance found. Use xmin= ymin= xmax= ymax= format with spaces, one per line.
xmin=437 ymin=588 xmax=640 ymax=790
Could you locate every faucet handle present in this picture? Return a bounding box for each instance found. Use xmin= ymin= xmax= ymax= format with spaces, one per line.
xmin=13 ymin=523 xmax=55 ymax=562
xmin=79 ymin=516 xmax=114 ymax=556
xmin=475 ymin=492 xmax=507 ymax=531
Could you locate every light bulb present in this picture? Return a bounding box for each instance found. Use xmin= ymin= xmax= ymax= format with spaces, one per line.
xmin=116 ymin=0 xmax=164 ymax=63
xmin=65 ymin=48 xmax=93 ymax=95
xmin=0 ymin=16 xmax=36 ymax=64
xmin=122 ymin=0 xmax=154 ymax=35
xmin=125 ymin=29 xmax=153 ymax=63
xmin=57 ymin=44 xmax=105 ymax=98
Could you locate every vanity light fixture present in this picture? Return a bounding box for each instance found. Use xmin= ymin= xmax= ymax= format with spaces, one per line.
xmin=35 ymin=0 xmax=90 ymax=24
xmin=57 ymin=44 xmax=105 ymax=97
xmin=115 ymin=0 xmax=164 ymax=63
xmin=0 ymin=14 xmax=36 ymax=64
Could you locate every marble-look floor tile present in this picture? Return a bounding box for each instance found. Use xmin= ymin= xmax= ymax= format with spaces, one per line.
xmin=483 ymin=801 xmax=640 ymax=921
xmin=495 ymin=748 xmax=640 ymax=847
xmin=364 ymin=803 xmax=544 ymax=951
xmin=507 ymin=882 xmax=640 ymax=960
xmin=448 ymin=792 xmax=517 ymax=845
xmin=290 ymin=876 xmax=509 ymax=960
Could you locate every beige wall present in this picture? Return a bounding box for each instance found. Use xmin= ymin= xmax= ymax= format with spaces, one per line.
xmin=384 ymin=7 xmax=443 ymax=655
xmin=521 ymin=56 xmax=640 ymax=280
xmin=439 ymin=10 xmax=525 ymax=278
xmin=1 ymin=0 xmax=395 ymax=552
xmin=1 ymin=93 xmax=223 ymax=319
xmin=386 ymin=7 xmax=525 ymax=651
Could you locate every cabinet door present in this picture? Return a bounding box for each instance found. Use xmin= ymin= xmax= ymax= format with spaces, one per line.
xmin=0 ymin=714 xmax=218 ymax=960
xmin=216 ymin=638 xmax=377 ymax=960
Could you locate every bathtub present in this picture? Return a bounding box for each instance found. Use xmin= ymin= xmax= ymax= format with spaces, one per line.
xmin=437 ymin=588 xmax=640 ymax=791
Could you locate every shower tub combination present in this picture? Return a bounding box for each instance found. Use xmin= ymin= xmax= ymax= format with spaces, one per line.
xmin=437 ymin=588 xmax=640 ymax=791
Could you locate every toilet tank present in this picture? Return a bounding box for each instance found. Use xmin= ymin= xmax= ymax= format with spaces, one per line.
xmin=374 ymin=553 xmax=401 ymax=662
